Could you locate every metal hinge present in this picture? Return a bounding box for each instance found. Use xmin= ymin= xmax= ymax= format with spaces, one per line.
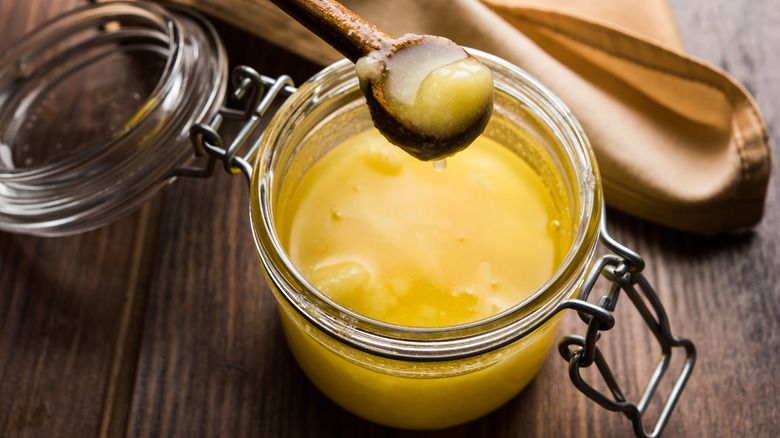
xmin=176 ymin=66 xmax=295 ymax=185
xmin=558 ymin=211 xmax=696 ymax=438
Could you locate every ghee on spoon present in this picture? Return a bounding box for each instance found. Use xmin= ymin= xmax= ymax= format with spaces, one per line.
xmin=269 ymin=0 xmax=494 ymax=161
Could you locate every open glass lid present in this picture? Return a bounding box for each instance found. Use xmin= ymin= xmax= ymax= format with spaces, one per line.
xmin=0 ymin=1 xmax=228 ymax=236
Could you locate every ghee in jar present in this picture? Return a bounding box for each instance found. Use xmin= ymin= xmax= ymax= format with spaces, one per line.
xmin=272 ymin=128 xmax=572 ymax=428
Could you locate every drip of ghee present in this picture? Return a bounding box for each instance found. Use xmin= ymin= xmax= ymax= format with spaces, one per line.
xmin=277 ymin=129 xmax=571 ymax=327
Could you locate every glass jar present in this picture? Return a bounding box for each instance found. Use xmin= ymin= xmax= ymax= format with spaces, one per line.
xmin=249 ymin=54 xmax=593 ymax=429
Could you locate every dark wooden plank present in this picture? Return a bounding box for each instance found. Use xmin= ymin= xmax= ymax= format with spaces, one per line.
xmin=0 ymin=1 xmax=169 ymax=437
xmin=0 ymin=200 xmax=165 ymax=437
xmin=661 ymin=1 xmax=780 ymax=436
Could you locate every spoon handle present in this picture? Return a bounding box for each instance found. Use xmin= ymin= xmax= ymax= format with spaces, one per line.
xmin=268 ymin=0 xmax=394 ymax=62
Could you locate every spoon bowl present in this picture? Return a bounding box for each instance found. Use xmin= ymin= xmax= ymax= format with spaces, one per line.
xmin=269 ymin=0 xmax=493 ymax=160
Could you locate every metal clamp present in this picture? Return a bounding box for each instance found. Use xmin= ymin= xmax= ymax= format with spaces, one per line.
xmin=558 ymin=210 xmax=696 ymax=438
xmin=176 ymin=66 xmax=296 ymax=185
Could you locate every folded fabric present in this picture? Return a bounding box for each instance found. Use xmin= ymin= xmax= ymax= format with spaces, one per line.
xmin=169 ymin=0 xmax=770 ymax=234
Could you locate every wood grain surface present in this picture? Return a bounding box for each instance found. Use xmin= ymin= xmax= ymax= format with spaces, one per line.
xmin=0 ymin=0 xmax=778 ymax=437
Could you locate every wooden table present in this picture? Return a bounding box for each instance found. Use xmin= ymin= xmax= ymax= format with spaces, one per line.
xmin=1 ymin=0 xmax=777 ymax=436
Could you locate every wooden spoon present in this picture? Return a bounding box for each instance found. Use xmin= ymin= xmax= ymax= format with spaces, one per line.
xmin=268 ymin=0 xmax=494 ymax=161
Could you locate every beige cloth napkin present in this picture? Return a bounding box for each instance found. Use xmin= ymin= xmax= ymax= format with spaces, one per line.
xmin=172 ymin=0 xmax=770 ymax=234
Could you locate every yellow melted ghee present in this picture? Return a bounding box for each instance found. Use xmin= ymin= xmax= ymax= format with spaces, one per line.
xmin=388 ymin=57 xmax=494 ymax=139
xmin=356 ymin=44 xmax=493 ymax=145
xmin=271 ymin=129 xmax=573 ymax=429
xmin=277 ymin=129 xmax=571 ymax=327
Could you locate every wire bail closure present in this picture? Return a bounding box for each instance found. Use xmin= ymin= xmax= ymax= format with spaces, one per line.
xmin=558 ymin=209 xmax=696 ymax=438
xmin=178 ymin=67 xmax=295 ymax=184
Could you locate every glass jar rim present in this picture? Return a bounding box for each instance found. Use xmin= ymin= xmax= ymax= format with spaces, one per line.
xmin=0 ymin=1 xmax=228 ymax=236
xmin=251 ymin=50 xmax=603 ymax=361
